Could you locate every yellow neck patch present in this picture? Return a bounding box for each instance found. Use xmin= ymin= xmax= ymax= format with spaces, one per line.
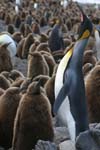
xmin=79 ymin=30 xmax=90 ymax=40
xmin=65 ymin=49 xmax=73 ymax=63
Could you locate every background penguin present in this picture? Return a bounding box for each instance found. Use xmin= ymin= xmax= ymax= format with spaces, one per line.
xmin=22 ymin=33 xmax=34 ymax=59
xmin=48 ymin=19 xmax=65 ymax=52
xmin=83 ymin=50 xmax=97 ymax=66
xmin=9 ymin=69 xmax=25 ymax=81
xmin=94 ymin=24 xmax=100 ymax=60
xmin=7 ymin=24 xmax=15 ymax=35
xmin=0 ymin=87 xmax=21 ymax=149
xmin=33 ymin=75 xmax=50 ymax=87
xmin=0 ymin=88 xmax=5 ymax=96
xmin=0 ymin=32 xmax=17 ymax=58
xmin=39 ymin=33 xmax=48 ymax=43
xmin=85 ymin=65 xmax=100 ymax=123
xmin=16 ymin=38 xmax=26 ymax=58
xmin=52 ymin=50 xmax=65 ymax=63
xmin=82 ymin=63 xmax=93 ymax=77
xmin=4 ymin=13 xmax=12 ymax=25
xmin=53 ymin=4 xmax=93 ymax=142
xmin=0 ymin=43 xmax=13 ymax=73
xmin=12 ymin=32 xmax=22 ymax=44
xmin=19 ymin=23 xmax=26 ymax=37
xmin=15 ymin=0 xmax=21 ymax=14
xmin=27 ymin=51 xmax=49 ymax=79
xmin=44 ymin=75 xmax=56 ymax=116
xmin=24 ymin=24 xmax=32 ymax=37
xmin=29 ymin=41 xmax=40 ymax=54
xmin=42 ymin=53 xmax=56 ymax=77
xmin=36 ymin=43 xmax=51 ymax=53
xmin=11 ymin=78 xmax=24 ymax=88
xmin=1 ymin=71 xmax=13 ymax=84
xmin=12 ymin=81 xmax=54 ymax=150
xmin=0 ymin=74 xmax=10 ymax=90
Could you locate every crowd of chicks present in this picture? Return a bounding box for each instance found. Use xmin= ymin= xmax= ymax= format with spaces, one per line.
xmin=0 ymin=0 xmax=100 ymax=149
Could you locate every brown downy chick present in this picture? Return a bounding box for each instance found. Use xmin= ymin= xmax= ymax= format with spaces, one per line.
xmin=12 ymin=32 xmax=22 ymax=43
xmin=27 ymin=52 xmax=49 ymax=78
xmin=0 ymin=87 xmax=21 ymax=149
xmin=85 ymin=65 xmax=100 ymax=123
xmin=22 ymin=33 xmax=34 ymax=59
xmin=0 ymin=74 xmax=10 ymax=90
xmin=16 ymin=38 xmax=26 ymax=58
xmin=12 ymin=81 xmax=54 ymax=150
xmin=33 ymin=75 xmax=50 ymax=87
xmin=83 ymin=50 xmax=97 ymax=66
xmin=43 ymin=53 xmax=56 ymax=77
xmin=0 ymin=43 xmax=13 ymax=73
xmin=9 ymin=69 xmax=25 ymax=81
xmin=82 ymin=63 xmax=94 ymax=77
xmin=44 ymin=75 xmax=56 ymax=116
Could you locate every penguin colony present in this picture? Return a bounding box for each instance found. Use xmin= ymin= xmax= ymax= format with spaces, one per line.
xmin=0 ymin=0 xmax=100 ymax=149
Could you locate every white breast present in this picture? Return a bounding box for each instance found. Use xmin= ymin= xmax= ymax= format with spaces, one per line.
xmin=95 ymin=30 xmax=100 ymax=60
xmin=54 ymin=50 xmax=75 ymax=142
xmin=0 ymin=34 xmax=17 ymax=57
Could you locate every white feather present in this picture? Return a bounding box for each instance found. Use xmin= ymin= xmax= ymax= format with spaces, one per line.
xmin=55 ymin=52 xmax=75 ymax=142
xmin=95 ymin=30 xmax=100 ymax=60
xmin=0 ymin=34 xmax=17 ymax=57
xmin=15 ymin=5 xmax=19 ymax=14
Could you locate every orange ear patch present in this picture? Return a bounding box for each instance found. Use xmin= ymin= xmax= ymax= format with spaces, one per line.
xmin=79 ymin=30 xmax=90 ymax=40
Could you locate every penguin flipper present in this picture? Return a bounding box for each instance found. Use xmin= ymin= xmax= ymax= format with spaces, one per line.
xmin=53 ymin=80 xmax=70 ymax=115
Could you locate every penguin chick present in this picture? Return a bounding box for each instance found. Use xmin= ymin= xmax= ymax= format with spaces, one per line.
xmin=0 ymin=43 xmax=13 ymax=73
xmin=33 ymin=75 xmax=50 ymax=87
xmin=83 ymin=50 xmax=97 ymax=66
xmin=39 ymin=33 xmax=48 ymax=43
xmin=27 ymin=52 xmax=49 ymax=78
xmin=82 ymin=63 xmax=94 ymax=77
xmin=12 ymin=32 xmax=22 ymax=43
xmin=11 ymin=78 xmax=25 ymax=88
xmin=12 ymin=81 xmax=54 ymax=150
xmin=96 ymin=60 xmax=100 ymax=66
xmin=0 ymin=74 xmax=10 ymax=90
xmin=20 ymin=78 xmax=32 ymax=94
xmin=52 ymin=50 xmax=64 ymax=63
xmin=9 ymin=69 xmax=25 ymax=81
xmin=1 ymin=71 xmax=13 ymax=84
xmin=22 ymin=33 xmax=34 ymax=59
xmin=36 ymin=43 xmax=51 ymax=53
xmin=0 ymin=87 xmax=21 ymax=149
xmin=1 ymin=71 xmax=10 ymax=79
xmin=29 ymin=42 xmax=38 ymax=54
xmin=43 ymin=53 xmax=56 ymax=77
xmin=85 ymin=65 xmax=100 ymax=123
xmin=16 ymin=38 xmax=26 ymax=58
xmin=44 ymin=75 xmax=55 ymax=116
xmin=0 ymin=88 xmax=5 ymax=96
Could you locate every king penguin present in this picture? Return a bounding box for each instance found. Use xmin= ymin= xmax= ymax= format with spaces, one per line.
xmin=48 ymin=19 xmax=65 ymax=52
xmin=54 ymin=3 xmax=93 ymax=142
xmin=0 ymin=32 xmax=17 ymax=58
xmin=94 ymin=24 xmax=100 ymax=60
xmin=15 ymin=0 xmax=21 ymax=14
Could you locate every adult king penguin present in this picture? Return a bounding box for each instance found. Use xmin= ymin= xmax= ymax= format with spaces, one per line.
xmin=0 ymin=32 xmax=17 ymax=58
xmin=94 ymin=25 xmax=100 ymax=60
xmin=54 ymin=3 xmax=93 ymax=142
xmin=15 ymin=0 xmax=21 ymax=14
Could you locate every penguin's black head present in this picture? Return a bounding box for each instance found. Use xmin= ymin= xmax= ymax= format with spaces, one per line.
xmin=77 ymin=3 xmax=93 ymax=40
